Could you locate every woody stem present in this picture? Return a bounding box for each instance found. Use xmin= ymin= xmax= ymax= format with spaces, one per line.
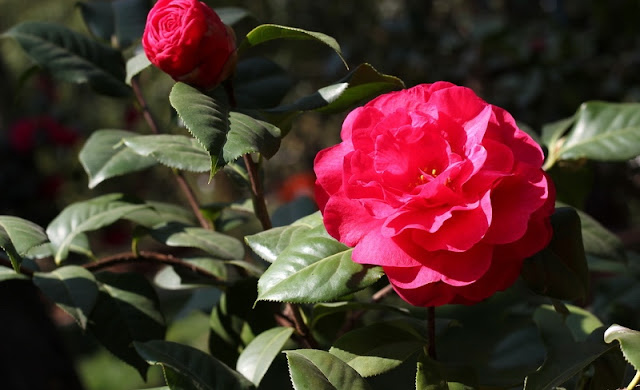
xmin=427 ymin=306 xmax=437 ymax=359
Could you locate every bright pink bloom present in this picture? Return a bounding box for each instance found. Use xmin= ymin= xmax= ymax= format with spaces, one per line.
xmin=142 ymin=0 xmax=237 ymax=89
xmin=314 ymin=82 xmax=555 ymax=307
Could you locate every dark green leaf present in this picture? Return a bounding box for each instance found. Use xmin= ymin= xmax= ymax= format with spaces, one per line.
xmin=521 ymin=207 xmax=589 ymax=300
xmin=79 ymin=129 xmax=158 ymax=188
xmin=311 ymin=301 xmax=410 ymax=329
xmin=416 ymin=351 xmax=449 ymax=390
xmin=245 ymin=211 xmax=322 ymax=263
xmin=0 ymin=266 xmax=28 ymax=282
xmin=604 ymin=324 xmax=640 ymax=371
xmin=233 ymin=57 xmax=293 ymax=109
xmin=78 ymin=0 xmax=148 ymax=48
xmin=123 ymin=134 xmax=210 ymax=172
xmin=215 ymin=7 xmax=252 ymax=26
xmin=236 ymin=326 xmax=294 ymax=387
xmin=329 ymin=319 xmax=425 ymax=377
xmin=257 ymin=224 xmax=384 ymax=303
xmin=134 ymin=340 xmax=255 ymax=390
xmin=89 ymin=272 xmax=166 ymax=378
xmin=3 ymin=22 xmax=129 ymax=96
xmin=33 ymin=265 xmax=98 ymax=329
xmin=170 ymin=82 xmax=230 ymax=179
xmin=76 ymin=0 xmax=115 ymax=42
xmin=268 ymin=63 xmax=404 ymax=114
xmin=524 ymin=305 xmax=616 ymax=390
xmin=151 ymin=223 xmax=244 ymax=260
xmin=546 ymin=102 xmax=640 ymax=168
xmin=286 ymin=349 xmax=372 ymax=390
xmin=46 ymin=194 xmax=149 ymax=263
xmin=573 ymin=206 xmax=626 ymax=262
xmin=223 ymin=112 xmax=281 ymax=162
xmin=126 ymin=51 xmax=151 ymax=85
xmin=0 ymin=216 xmax=48 ymax=272
xmin=239 ymin=24 xmax=347 ymax=68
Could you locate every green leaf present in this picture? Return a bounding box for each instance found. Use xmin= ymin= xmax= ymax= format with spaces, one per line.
xmin=416 ymin=351 xmax=449 ymax=390
xmin=268 ymin=63 xmax=405 ymax=114
xmin=46 ymin=193 xmax=149 ymax=263
xmin=257 ymin=224 xmax=384 ymax=303
xmin=0 ymin=216 xmax=48 ymax=272
xmin=541 ymin=115 xmax=575 ymax=152
xmin=0 ymin=266 xmax=28 ymax=282
xmin=134 ymin=340 xmax=255 ymax=390
xmin=547 ymin=102 xmax=640 ymax=168
xmin=32 ymin=265 xmax=98 ymax=329
xmin=76 ymin=0 xmax=115 ymax=42
xmin=245 ymin=211 xmax=322 ymax=263
xmin=89 ymin=272 xmax=166 ymax=378
xmin=329 ymin=319 xmax=425 ymax=377
xmin=311 ymin=301 xmax=410 ymax=328
xmin=215 ymin=7 xmax=252 ymax=26
xmin=286 ymin=349 xmax=372 ymax=390
xmin=604 ymin=324 xmax=640 ymax=371
xmin=233 ymin=57 xmax=293 ymax=109
xmin=523 ymin=305 xmax=615 ymax=390
xmin=153 ymin=257 xmax=227 ymax=290
xmin=78 ymin=0 xmax=148 ymax=48
xmin=125 ymin=201 xmax=198 ymax=228
xmin=236 ymin=326 xmax=294 ymax=387
xmin=3 ymin=22 xmax=129 ymax=96
xmin=126 ymin=51 xmax=151 ymax=85
xmin=521 ymin=207 xmax=589 ymax=301
xmin=123 ymin=134 xmax=211 ymax=172
xmin=170 ymin=82 xmax=230 ymax=179
xmin=239 ymin=24 xmax=347 ymax=68
xmin=573 ymin=206 xmax=626 ymax=262
xmin=224 ymin=112 xmax=281 ymax=162
xmin=79 ymin=129 xmax=158 ymax=188
xmin=151 ymin=223 xmax=244 ymax=260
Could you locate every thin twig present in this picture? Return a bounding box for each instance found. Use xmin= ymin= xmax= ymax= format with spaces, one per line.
xmin=131 ymin=76 xmax=212 ymax=230
xmin=84 ymin=250 xmax=229 ymax=286
xmin=243 ymin=154 xmax=272 ymax=230
xmin=427 ymin=306 xmax=437 ymax=359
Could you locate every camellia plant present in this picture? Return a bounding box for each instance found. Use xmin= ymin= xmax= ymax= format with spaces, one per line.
xmin=3 ymin=1 xmax=640 ymax=389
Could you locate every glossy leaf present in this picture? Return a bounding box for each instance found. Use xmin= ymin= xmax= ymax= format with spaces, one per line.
xmin=3 ymin=22 xmax=129 ymax=96
xmin=547 ymin=102 xmax=640 ymax=167
xmin=523 ymin=305 xmax=615 ymax=390
xmin=32 ymin=265 xmax=98 ymax=329
xmin=0 ymin=266 xmax=28 ymax=282
xmin=239 ymin=24 xmax=347 ymax=68
xmin=521 ymin=207 xmax=589 ymax=301
xmin=46 ymin=194 xmax=148 ymax=263
xmin=236 ymin=326 xmax=294 ymax=387
xmin=268 ymin=63 xmax=404 ymax=114
xmin=224 ymin=112 xmax=281 ymax=162
xmin=123 ymin=134 xmax=210 ymax=172
xmin=416 ymin=351 xmax=449 ymax=390
xmin=153 ymin=257 xmax=227 ymax=290
xmin=79 ymin=129 xmax=158 ymax=188
xmin=245 ymin=211 xmax=322 ymax=263
xmin=257 ymin=224 xmax=384 ymax=303
xmin=151 ymin=223 xmax=244 ymax=260
xmin=311 ymin=301 xmax=410 ymax=328
xmin=126 ymin=51 xmax=151 ymax=85
xmin=134 ymin=340 xmax=255 ymax=390
xmin=233 ymin=57 xmax=293 ymax=109
xmin=89 ymin=272 xmax=166 ymax=378
xmin=77 ymin=0 xmax=148 ymax=48
xmin=329 ymin=319 xmax=425 ymax=377
xmin=574 ymin=207 xmax=626 ymax=262
xmin=0 ymin=216 xmax=48 ymax=272
xmin=216 ymin=7 xmax=252 ymax=26
xmin=26 ymin=233 xmax=93 ymax=260
xmin=604 ymin=324 xmax=640 ymax=371
xmin=125 ymin=201 xmax=197 ymax=228
xmin=541 ymin=115 xmax=575 ymax=153
xmin=170 ymin=82 xmax=230 ymax=179
xmin=286 ymin=349 xmax=372 ymax=390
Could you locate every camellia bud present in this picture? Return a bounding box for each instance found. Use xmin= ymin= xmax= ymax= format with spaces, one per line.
xmin=142 ymin=0 xmax=237 ymax=90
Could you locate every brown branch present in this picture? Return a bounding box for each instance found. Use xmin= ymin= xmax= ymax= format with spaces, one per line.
xmin=131 ymin=76 xmax=212 ymax=230
xmin=243 ymin=154 xmax=272 ymax=230
xmin=84 ymin=250 xmax=229 ymax=286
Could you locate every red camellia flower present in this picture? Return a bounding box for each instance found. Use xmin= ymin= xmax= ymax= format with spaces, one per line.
xmin=142 ymin=0 xmax=237 ymax=90
xmin=314 ymin=82 xmax=556 ymax=307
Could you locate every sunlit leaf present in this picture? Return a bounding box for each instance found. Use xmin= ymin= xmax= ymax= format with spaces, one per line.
xmin=151 ymin=223 xmax=244 ymax=260
xmin=0 ymin=216 xmax=48 ymax=272
xmin=236 ymin=326 xmax=294 ymax=387
xmin=123 ymin=134 xmax=211 ymax=172
xmin=604 ymin=324 xmax=640 ymax=371
xmin=126 ymin=51 xmax=151 ymax=85
xmin=286 ymin=349 xmax=372 ymax=390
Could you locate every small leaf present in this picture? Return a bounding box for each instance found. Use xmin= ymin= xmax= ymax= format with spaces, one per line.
xmin=89 ymin=272 xmax=166 ymax=378
xmin=46 ymin=194 xmax=149 ymax=263
xmin=125 ymin=201 xmax=197 ymax=228
xmin=286 ymin=349 xmax=372 ymax=390
xmin=257 ymin=224 xmax=384 ymax=303
xmin=604 ymin=324 xmax=640 ymax=371
xmin=240 ymin=24 xmax=347 ymax=68
xmin=134 ymin=340 xmax=255 ymax=390
xmin=245 ymin=211 xmax=322 ymax=263
xmin=521 ymin=207 xmax=589 ymax=301
xmin=170 ymin=82 xmax=230 ymax=179
xmin=329 ymin=319 xmax=426 ymax=377
xmin=80 ymin=129 xmax=158 ymax=188
xmin=126 ymin=51 xmax=151 ymax=85
xmin=268 ymin=63 xmax=404 ymax=115
xmin=236 ymin=326 xmax=294 ymax=387
xmin=416 ymin=351 xmax=449 ymax=390
xmin=223 ymin=112 xmax=281 ymax=162
xmin=33 ymin=265 xmax=98 ymax=329
xmin=151 ymin=223 xmax=244 ymax=260
xmin=3 ymin=22 xmax=129 ymax=96
xmin=124 ymin=134 xmax=211 ymax=172
xmin=0 ymin=216 xmax=48 ymax=272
